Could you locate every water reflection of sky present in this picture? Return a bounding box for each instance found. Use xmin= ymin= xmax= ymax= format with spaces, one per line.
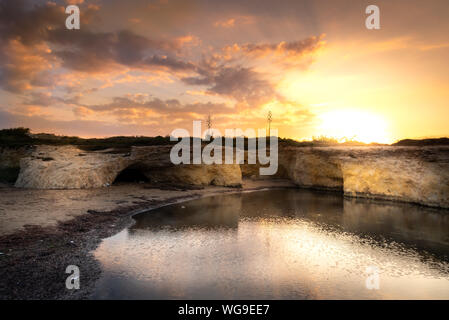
xmin=92 ymin=189 xmax=449 ymax=299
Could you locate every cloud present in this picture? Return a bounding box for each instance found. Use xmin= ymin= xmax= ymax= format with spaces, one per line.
xmin=76 ymin=94 xmax=235 ymax=124
xmin=240 ymin=35 xmax=325 ymax=57
xmin=184 ymin=66 xmax=278 ymax=106
xmin=22 ymin=91 xmax=81 ymax=107
xmin=214 ymin=18 xmax=235 ymax=28
xmin=0 ymin=0 xmax=324 ymax=137
xmin=23 ymin=92 xmax=62 ymax=106
xmin=0 ymin=0 xmax=197 ymax=91
xmin=0 ymin=0 xmax=65 ymax=45
xmin=181 ymin=37 xmax=324 ymax=107
xmin=0 ymin=108 xmax=167 ymax=137
xmin=141 ymin=55 xmax=196 ymax=72
xmin=47 ymin=28 xmax=196 ymax=73
xmin=0 ymin=107 xmax=195 ymax=137
xmin=220 ymin=35 xmax=326 ymax=68
xmin=73 ymin=106 xmax=94 ymax=117
xmin=0 ymin=0 xmax=322 ymax=100
xmin=214 ymin=16 xmax=255 ymax=28
xmin=0 ymin=39 xmax=56 ymax=93
xmin=66 ymin=0 xmax=84 ymax=5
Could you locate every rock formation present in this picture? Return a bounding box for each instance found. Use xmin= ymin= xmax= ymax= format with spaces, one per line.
xmin=5 ymin=144 xmax=449 ymax=208
xmin=278 ymin=146 xmax=449 ymax=208
xmin=14 ymin=145 xmax=242 ymax=189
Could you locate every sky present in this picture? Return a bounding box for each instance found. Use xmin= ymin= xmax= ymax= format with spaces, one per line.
xmin=0 ymin=0 xmax=448 ymax=143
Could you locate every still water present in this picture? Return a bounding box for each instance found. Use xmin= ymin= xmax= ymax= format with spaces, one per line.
xmin=92 ymin=189 xmax=449 ymax=299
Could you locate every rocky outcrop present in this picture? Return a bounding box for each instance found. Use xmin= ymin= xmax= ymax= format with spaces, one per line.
xmin=279 ymin=146 xmax=449 ymax=208
xmin=8 ymin=144 xmax=449 ymax=208
xmin=14 ymin=145 xmax=242 ymax=189
xmin=281 ymin=148 xmax=343 ymax=190
xmin=341 ymin=148 xmax=449 ymax=208
xmin=15 ymin=145 xmax=132 ymax=189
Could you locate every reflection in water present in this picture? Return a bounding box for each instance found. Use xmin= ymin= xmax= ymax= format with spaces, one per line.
xmin=92 ymin=189 xmax=449 ymax=299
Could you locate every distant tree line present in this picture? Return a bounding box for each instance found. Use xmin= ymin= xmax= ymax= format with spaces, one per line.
xmin=0 ymin=127 xmax=174 ymax=150
xmin=1 ymin=127 xmax=448 ymax=149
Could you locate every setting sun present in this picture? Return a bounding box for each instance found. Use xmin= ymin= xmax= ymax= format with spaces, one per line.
xmin=318 ymin=110 xmax=391 ymax=144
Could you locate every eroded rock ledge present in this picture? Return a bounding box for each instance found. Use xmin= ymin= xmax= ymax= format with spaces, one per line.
xmin=278 ymin=146 xmax=449 ymax=209
xmin=13 ymin=145 xmax=242 ymax=189
xmin=7 ymin=145 xmax=449 ymax=208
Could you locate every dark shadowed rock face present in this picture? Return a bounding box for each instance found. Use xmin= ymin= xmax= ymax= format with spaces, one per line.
xmin=7 ymin=145 xmax=449 ymax=208
xmin=0 ymin=146 xmax=33 ymax=184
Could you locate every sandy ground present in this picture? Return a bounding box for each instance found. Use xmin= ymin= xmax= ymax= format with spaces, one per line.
xmin=0 ymin=179 xmax=294 ymax=236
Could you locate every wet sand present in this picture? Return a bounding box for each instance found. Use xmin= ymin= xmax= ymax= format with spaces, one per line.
xmin=0 ymin=179 xmax=294 ymax=299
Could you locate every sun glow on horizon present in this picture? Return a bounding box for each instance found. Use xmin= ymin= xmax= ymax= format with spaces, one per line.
xmin=317 ymin=110 xmax=391 ymax=144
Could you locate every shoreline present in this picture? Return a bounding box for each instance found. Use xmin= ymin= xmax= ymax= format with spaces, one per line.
xmin=1 ymin=178 xmax=448 ymax=299
xmin=0 ymin=179 xmax=294 ymax=299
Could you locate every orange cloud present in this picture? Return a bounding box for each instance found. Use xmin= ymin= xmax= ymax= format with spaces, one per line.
xmin=73 ymin=106 xmax=94 ymax=118
xmin=214 ymin=18 xmax=235 ymax=28
xmin=65 ymin=0 xmax=84 ymax=4
xmin=0 ymin=39 xmax=56 ymax=93
xmin=214 ymin=16 xmax=255 ymax=28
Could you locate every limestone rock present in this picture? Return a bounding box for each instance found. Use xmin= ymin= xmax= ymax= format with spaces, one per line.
xmin=285 ymin=148 xmax=343 ymax=190
xmin=15 ymin=145 xmax=132 ymax=189
xmin=8 ymin=144 xmax=449 ymax=208
xmin=341 ymin=149 xmax=449 ymax=208
xmin=14 ymin=145 xmax=242 ymax=189
xmin=282 ymin=146 xmax=449 ymax=208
